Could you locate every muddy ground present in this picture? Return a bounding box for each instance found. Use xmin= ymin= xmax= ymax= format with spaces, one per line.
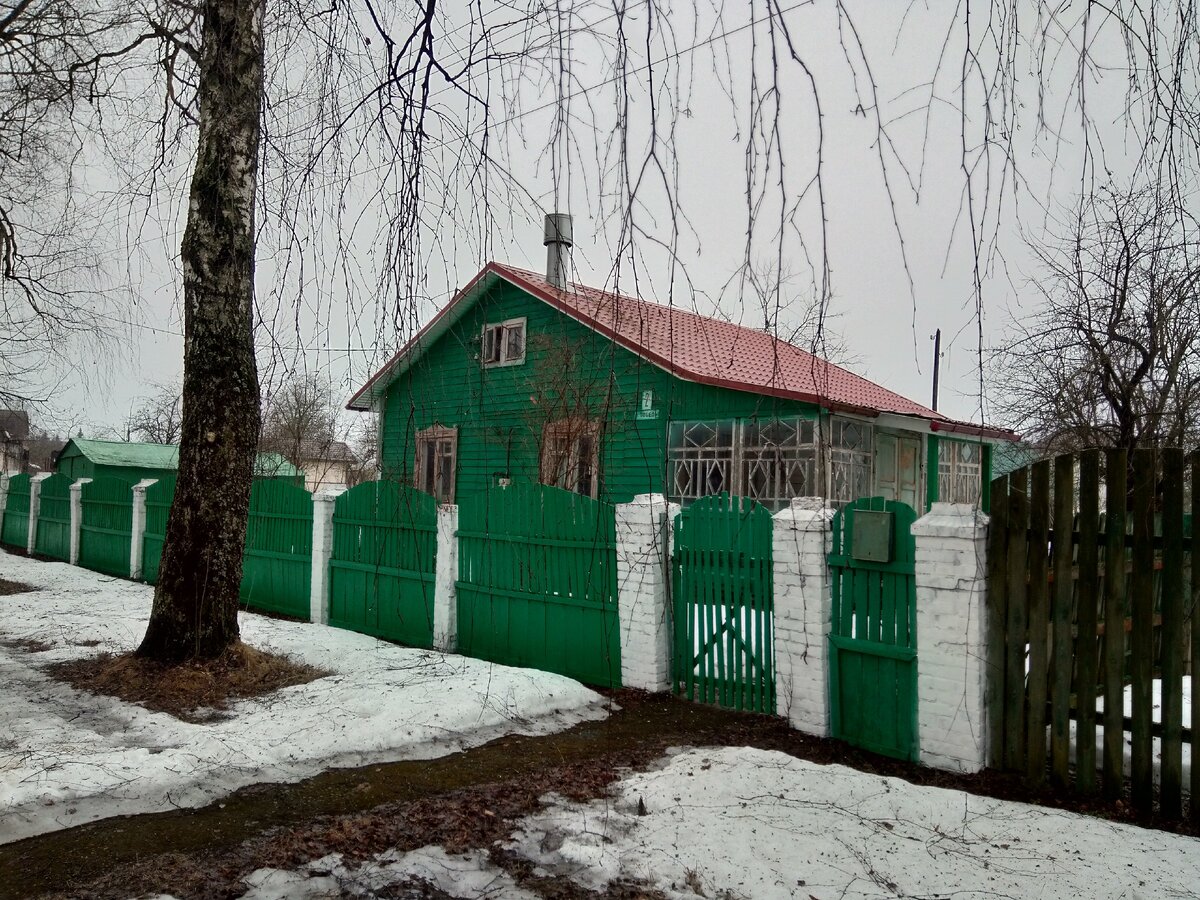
xmin=3 ymin=689 xmax=1193 ymax=900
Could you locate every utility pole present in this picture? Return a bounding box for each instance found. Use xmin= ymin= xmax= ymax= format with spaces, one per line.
xmin=931 ymin=328 xmax=941 ymax=412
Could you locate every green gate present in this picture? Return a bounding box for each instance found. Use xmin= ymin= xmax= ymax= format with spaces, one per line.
xmin=34 ymin=474 xmax=72 ymax=561
xmin=672 ymin=493 xmax=775 ymax=713
xmin=79 ymin=477 xmax=133 ymax=576
xmin=240 ymin=479 xmax=313 ymax=619
xmin=828 ymin=497 xmax=919 ymax=760
xmin=329 ymin=480 xmax=437 ymax=647
xmin=141 ymin=477 xmax=176 ymax=584
xmin=2 ymin=474 xmax=31 ymax=550
xmin=457 ymin=482 xmax=620 ymax=687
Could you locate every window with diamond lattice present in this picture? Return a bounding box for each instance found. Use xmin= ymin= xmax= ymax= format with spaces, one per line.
xmin=740 ymin=419 xmax=818 ymax=507
xmin=828 ymin=417 xmax=873 ymax=505
xmin=667 ymin=420 xmax=735 ymax=503
xmin=938 ymin=439 xmax=984 ymax=505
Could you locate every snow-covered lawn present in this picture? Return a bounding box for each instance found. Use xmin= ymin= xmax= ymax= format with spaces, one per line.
xmin=0 ymin=550 xmax=607 ymax=844
xmin=191 ymin=746 xmax=1200 ymax=899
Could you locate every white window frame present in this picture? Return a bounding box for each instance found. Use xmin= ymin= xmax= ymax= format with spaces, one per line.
xmin=481 ymin=317 xmax=527 ymax=368
xmin=938 ymin=437 xmax=985 ymax=506
xmin=414 ymin=425 xmax=458 ymax=503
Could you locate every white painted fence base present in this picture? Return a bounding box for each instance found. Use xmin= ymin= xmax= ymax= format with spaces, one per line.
xmin=433 ymin=504 xmax=459 ymax=652
xmin=614 ymin=493 xmax=676 ymax=692
xmin=772 ymin=498 xmax=834 ymax=736
xmin=913 ymin=503 xmax=990 ymax=773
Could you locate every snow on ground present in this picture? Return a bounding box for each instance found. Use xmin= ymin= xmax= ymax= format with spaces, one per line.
xmin=510 ymin=747 xmax=1200 ymax=900
xmin=0 ymin=550 xmax=607 ymax=844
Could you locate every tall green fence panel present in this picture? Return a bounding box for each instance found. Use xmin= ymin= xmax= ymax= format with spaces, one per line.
xmin=671 ymin=493 xmax=775 ymax=714
xmin=33 ymin=474 xmax=72 ymax=561
xmin=240 ymin=479 xmax=313 ymax=619
xmin=1 ymin=474 xmax=32 ymax=550
xmin=78 ymin=477 xmax=134 ymax=576
xmin=457 ymin=481 xmax=620 ymax=688
xmin=141 ymin=477 xmax=176 ymax=584
xmin=828 ymin=497 xmax=919 ymax=761
xmin=329 ymin=481 xmax=437 ymax=647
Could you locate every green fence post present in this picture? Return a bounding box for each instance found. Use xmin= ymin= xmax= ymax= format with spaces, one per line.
xmin=68 ymin=477 xmax=91 ymax=564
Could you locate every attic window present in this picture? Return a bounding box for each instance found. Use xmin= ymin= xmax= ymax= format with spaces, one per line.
xmin=481 ymin=318 xmax=526 ymax=367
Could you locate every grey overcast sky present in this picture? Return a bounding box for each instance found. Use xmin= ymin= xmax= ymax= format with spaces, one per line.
xmin=37 ymin=0 xmax=1167 ymax=439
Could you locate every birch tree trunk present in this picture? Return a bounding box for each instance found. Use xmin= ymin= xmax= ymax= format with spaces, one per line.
xmin=137 ymin=0 xmax=264 ymax=661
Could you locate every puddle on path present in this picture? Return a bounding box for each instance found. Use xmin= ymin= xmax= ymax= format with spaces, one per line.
xmin=1 ymin=694 xmax=753 ymax=899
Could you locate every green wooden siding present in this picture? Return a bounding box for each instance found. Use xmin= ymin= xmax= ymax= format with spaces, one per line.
xmin=34 ymin=474 xmax=72 ymax=561
xmin=78 ymin=477 xmax=134 ymax=577
xmin=328 ymin=481 xmax=438 ymax=647
xmin=2 ymin=474 xmax=31 ymax=550
xmin=380 ymin=279 xmax=819 ymax=504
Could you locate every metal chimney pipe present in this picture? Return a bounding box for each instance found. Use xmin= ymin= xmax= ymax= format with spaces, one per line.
xmin=543 ymin=213 xmax=573 ymax=289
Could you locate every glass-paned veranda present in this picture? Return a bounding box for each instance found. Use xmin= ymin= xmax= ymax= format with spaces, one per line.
xmin=667 ymin=416 xmax=878 ymax=511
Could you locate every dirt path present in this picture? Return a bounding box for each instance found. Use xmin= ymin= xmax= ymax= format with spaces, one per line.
xmin=3 ymin=691 xmax=1188 ymax=899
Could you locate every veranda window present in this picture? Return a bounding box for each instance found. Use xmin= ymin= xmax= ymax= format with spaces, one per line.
xmin=828 ymin=417 xmax=873 ymax=505
xmin=540 ymin=419 xmax=600 ymax=498
xmin=938 ymin=438 xmax=984 ymax=505
xmin=414 ymin=425 xmax=457 ymax=503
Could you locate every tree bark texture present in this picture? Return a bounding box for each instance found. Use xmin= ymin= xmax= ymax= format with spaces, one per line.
xmin=138 ymin=0 xmax=264 ymax=661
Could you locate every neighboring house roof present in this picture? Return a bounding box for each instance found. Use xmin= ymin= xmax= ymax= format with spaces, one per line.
xmin=60 ymin=438 xmax=302 ymax=478
xmin=293 ymin=440 xmax=358 ymax=464
xmin=0 ymin=410 xmax=30 ymax=443
xmin=991 ymin=441 xmax=1046 ymax=478
xmin=348 ymin=261 xmax=1016 ymax=440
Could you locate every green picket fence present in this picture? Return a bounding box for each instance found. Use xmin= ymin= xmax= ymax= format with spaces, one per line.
xmin=329 ymin=480 xmax=438 ymax=647
xmin=78 ymin=477 xmax=134 ymax=577
xmin=33 ymin=474 xmax=72 ymax=561
xmin=457 ymin=481 xmax=620 ymax=687
xmin=672 ymin=493 xmax=775 ymax=713
xmin=1 ymin=473 xmax=31 ymax=550
xmin=141 ymin=476 xmax=176 ymax=584
xmin=240 ymin=479 xmax=313 ymax=619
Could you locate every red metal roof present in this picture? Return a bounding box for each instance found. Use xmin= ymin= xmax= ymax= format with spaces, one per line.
xmin=349 ymin=261 xmax=1015 ymax=439
xmin=495 ymin=263 xmax=943 ymax=419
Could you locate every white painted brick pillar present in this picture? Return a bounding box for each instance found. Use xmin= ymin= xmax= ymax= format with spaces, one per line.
xmin=614 ymin=493 xmax=677 ymax=691
xmin=129 ymin=479 xmax=157 ymax=580
xmin=433 ymin=503 xmax=459 ymax=652
xmin=912 ymin=502 xmax=990 ymax=773
xmin=309 ymin=487 xmax=345 ymax=624
xmin=0 ymin=474 xmax=9 ymax=527
xmin=28 ymin=472 xmax=52 ymax=554
xmin=67 ymin=476 xmax=90 ymax=564
xmin=773 ymin=498 xmax=835 ymax=736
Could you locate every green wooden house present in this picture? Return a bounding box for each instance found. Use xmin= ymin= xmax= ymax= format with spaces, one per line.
xmin=348 ymin=259 xmax=1015 ymax=513
xmin=55 ymin=438 xmax=303 ymax=486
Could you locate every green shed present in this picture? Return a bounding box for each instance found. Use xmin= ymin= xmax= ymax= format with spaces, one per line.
xmin=55 ymin=438 xmax=303 ymax=486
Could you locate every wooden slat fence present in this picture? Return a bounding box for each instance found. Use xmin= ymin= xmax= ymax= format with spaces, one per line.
xmin=988 ymin=448 xmax=1197 ymax=820
xmin=672 ymin=493 xmax=775 ymax=714
xmin=329 ymin=480 xmax=437 ymax=647
xmin=33 ymin=474 xmax=72 ymax=561
xmin=78 ymin=477 xmax=134 ymax=577
xmin=140 ymin=477 xmax=176 ymax=584
xmin=457 ymin=481 xmax=620 ymax=687
xmin=1 ymin=474 xmax=32 ymax=550
xmin=240 ymin=479 xmax=313 ymax=619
